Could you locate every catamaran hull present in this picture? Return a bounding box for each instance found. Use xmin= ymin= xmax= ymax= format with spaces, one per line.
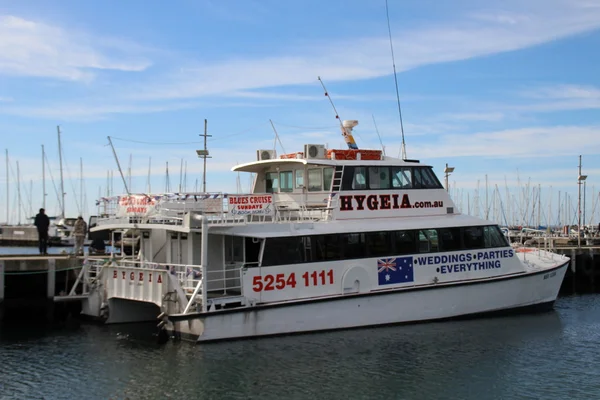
xmin=169 ymin=261 xmax=568 ymax=343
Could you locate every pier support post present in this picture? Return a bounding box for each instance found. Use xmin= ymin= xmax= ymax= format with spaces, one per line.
xmin=0 ymin=260 xmax=5 ymax=303
xmin=47 ymin=258 xmax=56 ymax=299
xmin=0 ymin=260 xmax=4 ymax=322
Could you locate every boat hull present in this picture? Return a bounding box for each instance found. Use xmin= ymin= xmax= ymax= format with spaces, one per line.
xmin=169 ymin=261 xmax=568 ymax=343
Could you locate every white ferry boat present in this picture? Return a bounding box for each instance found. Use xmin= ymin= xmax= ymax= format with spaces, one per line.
xmin=77 ymin=120 xmax=569 ymax=343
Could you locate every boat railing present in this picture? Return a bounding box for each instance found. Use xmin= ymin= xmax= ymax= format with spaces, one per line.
xmin=94 ymin=191 xmax=335 ymax=228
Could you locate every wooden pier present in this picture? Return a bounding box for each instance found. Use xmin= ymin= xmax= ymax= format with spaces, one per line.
xmin=0 ymin=254 xmax=91 ymax=322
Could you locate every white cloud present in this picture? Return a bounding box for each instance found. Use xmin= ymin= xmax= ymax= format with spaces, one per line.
xmin=125 ymin=0 xmax=600 ymax=101
xmin=397 ymin=125 xmax=600 ymax=159
xmin=0 ymin=15 xmax=152 ymax=81
xmin=442 ymin=112 xmax=505 ymax=122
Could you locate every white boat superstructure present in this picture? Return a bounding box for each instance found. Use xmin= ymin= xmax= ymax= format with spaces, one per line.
xmin=73 ymin=121 xmax=569 ymax=343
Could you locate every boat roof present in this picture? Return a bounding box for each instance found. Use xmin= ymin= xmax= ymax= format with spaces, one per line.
xmin=232 ymin=156 xmax=427 ymax=173
xmin=208 ymin=213 xmax=490 ymax=238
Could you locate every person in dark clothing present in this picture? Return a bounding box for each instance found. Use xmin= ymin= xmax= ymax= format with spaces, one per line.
xmin=34 ymin=208 xmax=50 ymax=255
xmin=89 ymin=237 xmax=106 ymax=255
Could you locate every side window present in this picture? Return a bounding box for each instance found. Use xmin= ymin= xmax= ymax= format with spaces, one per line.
xmin=343 ymin=233 xmax=365 ymax=259
xmin=418 ymin=229 xmax=439 ymax=253
xmin=484 ymin=226 xmax=509 ymax=248
xmin=364 ymin=231 xmax=392 ymax=257
xmin=369 ymin=167 xmax=390 ymax=189
xmin=323 ymin=234 xmax=343 ymax=261
xmin=438 ymin=228 xmax=462 ymax=252
xmin=393 ymin=230 xmax=417 ymax=255
xmin=391 ymin=167 xmax=412 ymax=189
xmin=266 ymin=172 xmax=279 ymax=193
xmin=295 ymin=170 xmax=304 ymax=189
xmin=352 ymin=167 xmax=367 ymax=190
xmin=323 ymin=167 xmax=334 ymax=191
xmin=463 ymin=226 xmax=484 ymax=249
xmin=280 ymin=171 xmax=293 ymax=192
xmin=308 ymin=168 xmax=322 ymax=191
xmin=262 ymin=237 xmax=305 ymax=266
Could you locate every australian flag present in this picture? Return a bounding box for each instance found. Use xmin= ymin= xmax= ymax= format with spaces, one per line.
xmin=377 ymin=257 xmax=414 ymax=286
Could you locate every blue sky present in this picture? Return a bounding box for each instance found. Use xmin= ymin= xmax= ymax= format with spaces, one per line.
xmin=1 ymin=0 xmax=600 ymax=227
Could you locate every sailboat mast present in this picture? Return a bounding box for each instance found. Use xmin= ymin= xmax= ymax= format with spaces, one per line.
xmin=147 ymin=157 xmax=152 ymax=194
xmin=5 ymin=149 xmax=9 ymax=224
xmin=80 ymin=157 xmax=83 ymax=217
xmin=42 ymin=145 xmax=46 ymax=210
xmin=57 ymin=126 xmax=65 ymax=219
xmin=17 ymin=161 xmax=21 ymax=225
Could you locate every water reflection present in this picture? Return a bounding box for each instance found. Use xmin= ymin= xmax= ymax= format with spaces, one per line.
xmin=2 ymin=297 xmax=600 ymax=400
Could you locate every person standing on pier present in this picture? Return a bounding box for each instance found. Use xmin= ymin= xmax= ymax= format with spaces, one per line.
xmin=73 ymin=216 xmax=87 ymax=256
xmin=34 ymin=208 xmax=50 ymax=255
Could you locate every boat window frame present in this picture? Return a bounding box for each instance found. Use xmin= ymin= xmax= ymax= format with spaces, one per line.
xmin=279 ymin=170 xmax=293 ymax=193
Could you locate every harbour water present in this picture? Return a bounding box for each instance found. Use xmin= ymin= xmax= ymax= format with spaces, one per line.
xmin=1 ymin=294 xmax=600 ymax=399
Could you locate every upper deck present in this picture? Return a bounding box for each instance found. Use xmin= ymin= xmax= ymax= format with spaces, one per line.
xmin=92 ymin=144 xmax=458 ymax=232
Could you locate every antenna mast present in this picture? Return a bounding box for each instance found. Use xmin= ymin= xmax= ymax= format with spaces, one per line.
xmin=318 ymin=76 xmax=358 ymax=149
xmin=198 ymin=119 xmax=212 ymax=193
xmin=385 ymin=0 xmax=407 ymax=160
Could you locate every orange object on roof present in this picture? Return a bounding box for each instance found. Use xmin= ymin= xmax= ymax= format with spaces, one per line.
xmin=327 ymin=149 xmax=382 ymax=160
xmin=279 ymin=152 xmax=304 ymax=159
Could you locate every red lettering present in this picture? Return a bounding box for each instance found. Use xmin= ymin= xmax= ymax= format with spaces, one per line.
xmin=400 ymin=194 xmax=411 ymax=209
xmin=113 ymin=270 xmax=118 ymax=279
xmin=122 ymin=271 xmax=126 ymax=279
xmin=139 ymin=272 xmax=144 ymax=281
xmin=157 ymin=275 xmax=162 ymax=284
xmin=392 ymin=194 xmax=400 ymax=209
xmin=264 ymin=274 xmax=275 ymax=291
xmin=339 ymin=195 xmax=353 ymax=211
xmin=149 ymin=273 xmax=152 ymax=283
xmin=130 ymin=272 xmax=135 ymax=280
xmin=354 ymin=195 xmax=366 ymax=210
xmin=380 ymin=194 xmax=391 ymax=209
xmin=366 ymin=195 xmax=379 ymax=210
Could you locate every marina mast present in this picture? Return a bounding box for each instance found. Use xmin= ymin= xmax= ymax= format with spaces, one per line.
xmin=5 ymin=149 xmax=9 ymax=224
xmin=57 ymin=126 xmax=65 ymax=219
xmin=42 ymin=145 xmax=46 ymax=210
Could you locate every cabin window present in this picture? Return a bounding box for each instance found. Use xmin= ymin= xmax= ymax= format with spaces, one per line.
xmin=438 ymin=228 xmax=462 ymax=252
xmin=364 ymin=231 xmax=392 ymax=257
xmin=414 ymin=167 xmax=443 ymax=189
xmin=418 ymin=229 xmax=439 ymax=253
xmin=266 ymin=172 xmax=279 ymax=193
xmin=323 ymin=167 xmax=334 ymax=191
xmin=280 ymin=171 xmax=293 ymax=192
xmin=352 ymin=167 xmax=367 ymax=190
xmin=391 ymin=167 xmax=412 ymax=189
xmin=262 ymin=237 xmax=305 ymax=266
xmin=463 ymin=226 xmax=484 ymax=249
xmin=311 ymin=235 xmax=343 ymax=261
xmin=295 ymin=170 xmax=304 ymax=189
xmin=343 ymin=233 xmax=365 ymax=259
xmin=393 ymin=231 xmax=417 ymax=255
xmin=308 ymin=168 xmax=323 ymax=191
xmin=369 ymin=167 xmax=391 ymax=189
xmin=484 ymin=226 xmax=509 ymax=248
